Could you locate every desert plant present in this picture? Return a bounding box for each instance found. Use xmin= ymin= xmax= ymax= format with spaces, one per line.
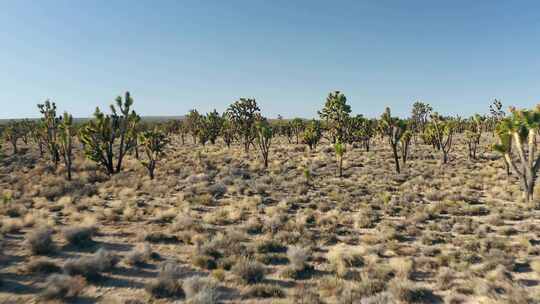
xmin=62 ymin=225 xmax=95 ymax=247
xmin=411 ymin=101 xmax=432 ymax=133
xmin=63 ymin=248 xmax=118 ymax=281
xmin=204 ymin=109 xmax=224 ymax=145
xmin=185 ymin=109 xmax=203 ymax=144
xmin=290 ymin=118 xmax=305 ymax=144
xmin=400 ymin=129 xmax=412 ymax=166
xmin=465 ymin=130 xmax=481 ymax=160
xmin=3 ymin=121 xmax=22 ymax=155
xmin=493 ymin=106 xmax=540 ymax=202
xmin=79 ymin=92 xmax=139 ymax=175
xmin=226 ymin=98 xmax=261 ymax=153
xmin=232 ymin=258 xmax=265 ymax=284
xmin=37 ymin=100 xmax=61 ymax=168
xmin=380 ymin=107 xmax=407 ymax=173
xmin=26 ymin=227 xmax=55 ymax=255
xmin=318 ymin=91 xmax=351 ymax=143
xmin=428 ymin=112 xmax=456 ymax=163
xmin=145 ymin=262 xmax=185 ymax=299
xmin=221 ymin=115 xmax=236 ymax=148
xmin=302 ymin=119 xmax=323 ymax=151
xmin=58 ymin=112 xmax=74 ymax=180
xmin=334 ymin=141 xmax=346 ymax=177
xmin=255 ymin=119 xmax=273 ymax=169
xmin=139 ymin=128 xmax=169 ymax=179
xmin=41 ymin=274 xmax=86 ymax=300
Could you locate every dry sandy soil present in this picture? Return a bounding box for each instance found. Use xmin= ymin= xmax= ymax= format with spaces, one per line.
xmin=0 ymin=134 xmax=539 ymax=303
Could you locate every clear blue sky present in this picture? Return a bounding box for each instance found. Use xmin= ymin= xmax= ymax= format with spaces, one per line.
xmin=1 ymin=0 xmax=539 ymax=119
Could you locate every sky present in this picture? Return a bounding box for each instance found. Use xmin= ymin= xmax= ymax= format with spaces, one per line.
xmin=1 ymin=0 xmax=539 ymax=119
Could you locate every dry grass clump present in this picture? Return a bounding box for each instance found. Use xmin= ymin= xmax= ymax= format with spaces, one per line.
xmin=26 ymin=227 xmax=55 ymax=255
xmin=40 ymin=274 xmax=86 ymax=300
xmin=232 ymin=258 xmax=266 ymax=284
xmin=530 ymin=259 xmax=540 ymax=275
xmin=124 ymin=243 xmax=153 ymax=266
xmin=183 ymin=276 xmax=220 ymax=302
xmin=281 ymin=246 xmax=313 ymax=279
xmin=64 ymin=248 xmax=118 ymax=281
xmin=1 ymin=218 xmax=23 ymax=233
xmin=388 ymin=279 xmax=436 ymax=303
xmin=327 ymin=245 xmax=364 ymax=277
xmin=145 ymin=262 xmax=185 ymax=299
xmin=26 ymin=258 xmax=62 ymax=274
xmin=241 ymin=284 xmax=285 ymax=299
xmin=62 ymin=225 xmax=96 ymax=247
xmin=389 ymin=257 xmax=415 ymax=279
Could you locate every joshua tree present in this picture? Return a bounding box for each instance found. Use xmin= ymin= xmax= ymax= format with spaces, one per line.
xmin=226 ymin=98 xmax=261 ymax=153
xmin=464 ymin=114 xmax=483 ymax=160
xmin=493 ymin=106 xmax=540 ymax=202
xmin=139 ymin=128 xmax=169 ymax=179
xmin=38 ymin=100 xmax=61 ymax=168
xmin=411 ymin=101 xmax=432 ymax=133
xmin=185 ymin=109 xmax=203 ymax=144
xmin=205 ymin=109 xmax=224 ymax=145
xmin=79 ymin=92 xmax=138 ymax=175
xmin=400 ymin=130 xmax=412 ymax=166
xmin=3 ymin=121 xmax=22 ymax=155
xmin=379 ymin=107 xmax=406 ymax=173
xmin=302 ymin=119 xmax=322 ymax=151
xmin=318 ymin=91 xmax=351 ymax=143
xmin=255 ymin=119 xmax=273 ymax=169
xmin=58 ymin=112 xmax=74 ymax=180
xmin=221 ymin=114 xmax=236 ymax=148
xmin=428 ymin=113 xmax=456 ymax=164
xmin=290 ymin=118 xmax=305 ymax=144
xmin=334 ymin=141 xmax=346 ymax=177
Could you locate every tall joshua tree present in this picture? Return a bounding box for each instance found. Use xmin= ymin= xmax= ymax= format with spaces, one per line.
xmin=139 ymin=128 xmax=169 ymax=179
xmin=318 ymin=91 xmax=351 ymax=143
xmin=379 ymin=107 xmax=406 ymax=173
xmin=58 ymin=112 xmax=74 ymax=180
xmin=79 ymin=92 xmax=139 ymax=175
xmin=255 ymin=119 xmax=273 ymax=169
xmin=428 ymin=113 xmax=456 ymax=164
xmin=226 ymin=98 xmax=261 ymax=153
xmin=38 ymin=100 xmax=61 ymax=168
xmin=493 ymin=106 xmax=540 ymax=202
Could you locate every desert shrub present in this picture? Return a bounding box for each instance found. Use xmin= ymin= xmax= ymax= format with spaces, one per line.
xmin=64 ymin=249 xmax=118 ymax=281
xmin=124 ymin=243 xmax=152 ymax=266
xmin=388 ymin=279 xmax=434 ymax=303
xmin=327 ymin=245 xmax=364 ymax=277
xmin=41 ymin=274 xmax=86 ymax=300
xmin=254 ymin=238 xmax=287 ymax=254
xmin=26 ymin=227 xmax=55 ymax=255
xmin=26 ymin=259 xmax=61 ymax=274
xmin=145 ymin=262 xmax=184 ymax=299
xmin=436 ymin=267 xmax=455 ymax=290
xmin=389 ymin=257 xmax=415 ymax=279
xmin=355 ymin=208 xmax=380 ymax=229
xmin=530 ymin=259 xmax=540 ymax=275
xmin=62 ymin=225 xmax=95 ymax=247
xmin=142 ymin=231 xmax=179 ymax=243
xmin=232 ymin=258 xmax=265 ymax=284
xmin=241 ymin=284 xmax=285 ymax=299
xmin=287 ymin=246 xmax=310 ymax=270
xmin=192 ymin=255 xmax=217 ymax=270
xmin=183 ymin=276 xmax=219 ymax=300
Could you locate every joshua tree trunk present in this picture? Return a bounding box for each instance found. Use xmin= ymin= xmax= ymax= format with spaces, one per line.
xmin=391 ymin=143 xmax=400 ymax=174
